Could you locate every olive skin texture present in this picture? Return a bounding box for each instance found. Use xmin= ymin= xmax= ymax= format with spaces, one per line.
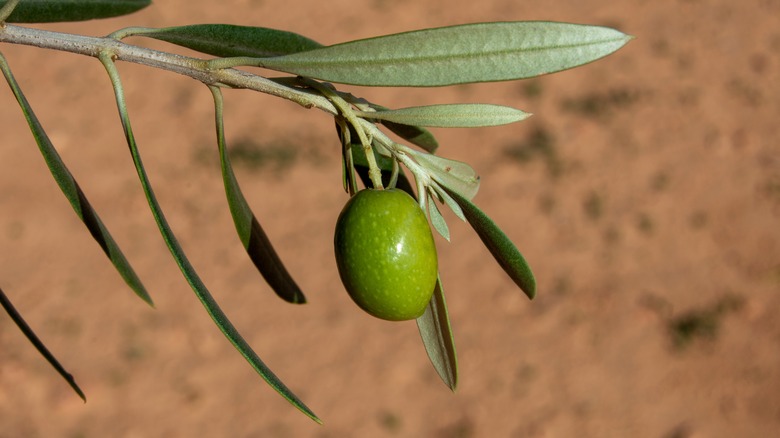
xmin=334 ymin=188 xmax=438 ymax=321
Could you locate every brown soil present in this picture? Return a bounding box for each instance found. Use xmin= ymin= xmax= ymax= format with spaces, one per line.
xmin=1 ymin=1 xmax=779 ymax=437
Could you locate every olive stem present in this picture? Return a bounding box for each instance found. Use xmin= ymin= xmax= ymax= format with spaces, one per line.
xmin=359 ymin=119 xmax=430 ymax=184
xmin=336 ymin=117 xmax=358 ymax=195
xmin=0 ymin=24 xmax=338 ymax=115
xmin=300 ymin=77 xmax=384 ymax=190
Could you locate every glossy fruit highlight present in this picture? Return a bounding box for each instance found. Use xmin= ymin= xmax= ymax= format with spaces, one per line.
xmin=334 ymin=188 xmax=438 ymax=321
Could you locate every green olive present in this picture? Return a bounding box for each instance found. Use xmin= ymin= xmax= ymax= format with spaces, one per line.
xmin=334 ymin=188 xmax=438 ymax=321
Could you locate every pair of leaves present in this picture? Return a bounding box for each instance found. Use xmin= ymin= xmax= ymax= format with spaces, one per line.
xmin=2 ymin=48 xmax=310 ymax=414
xmin=398 ymin=148 xmax=535 ymax=299
xmin=402 ymin=155 xmax=536 ymax=299
xmin=1 ymin=50 xmax=153 ymax=402
xmin=97 ymin=54 xmax=320 ymax=423
xmin=413 ymin=167 xmax=537 ymax=389
xmin=0 ymin=52 xmax=153 ymax=305
xmin=1 ymin=0 xmax=150 ymax=23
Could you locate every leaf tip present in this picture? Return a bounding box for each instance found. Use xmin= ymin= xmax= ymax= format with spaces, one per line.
xmin=525 ymin=283 xmax=537 ymax=301
xmin=619 ymin=32 xmax=636 ymax=46
xmin=138 ymin=290 xmax=155 ymax=308
xmin=520 ymin=269 xmax=537 ymax=301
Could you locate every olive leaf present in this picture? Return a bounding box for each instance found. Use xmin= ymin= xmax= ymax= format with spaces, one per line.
xmin=135 ymin=24 xmax=323 ymax=58
xmin=357 ymin=104 xmax=530 ymax=128
xmin=416 ymin=277 xmax=458 ymax=390
xmin=407 ymin=149 xmax=480 ymax=201
xmin=427 ymin=193 xmax=450 ymax=241
xmin=0 ymin=51 xmax=153 ymax=306
xmin=444 ymin=188 xmax=536 ymax=299
xmin=209 ymin=86 xmax=306 ymax=304
xmin=255 ymin=21 xmax=633 ymax=87
xmin=432 ymin=184 xmax=466 ymax=222
xmin=1 ymin=0 xmax=150 ymax=23
xmin=1 ymin=286 xmax=86 ymax=401
xmin=99 ymin=54 xmax=320 ymax=424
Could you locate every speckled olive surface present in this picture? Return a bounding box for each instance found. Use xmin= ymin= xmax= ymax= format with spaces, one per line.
xmin=334 ymin=189 xmax=438 ymax=321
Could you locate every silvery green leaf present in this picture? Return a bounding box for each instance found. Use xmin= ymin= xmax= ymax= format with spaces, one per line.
xmin=433 ymin=185 xmax=466 ymax=222
xmin=427 ymin=193 xmax=450 ymax=241
xmin=416 ymin=277 xmax=458 ymax=390
xmin=409 ymin=149 xmax=480 ymax=200
xmin=256 ymin=21 xmax=632 ymax=87
xmin=357 ymin=104 xmax=530 ymax=128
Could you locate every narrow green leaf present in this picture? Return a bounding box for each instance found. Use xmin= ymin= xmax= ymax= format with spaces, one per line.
xmin=445 ymin=188 xmax=536 ymax=299
xmin=427 ymin=193 xmax=450 ymax=241
xmin=408 ymin=149 xmax=480 ymax=200
xmin=0 ymin=51 xmax=153 ymax=306
xmin=256 ymin=21 xmax=632 ymax=87
xmin=432 ymin=184 xmax=466 ymax=223
xmin=357 ymin=104 xmax=530 ymax=128
xmin=1 ymin=286 xmax=86 ymax=401
xmin=139 ymin=24 xmax=323 ymax=58
xmin=416 ymin=277 xmax=458 ymax=390
xmin=99 ymin=54 xmax=319 ymax=423
xmin=209 ymin=86 xmax=305 ymax=304
xmin=1 ymin=0 xmax=150 ymax=23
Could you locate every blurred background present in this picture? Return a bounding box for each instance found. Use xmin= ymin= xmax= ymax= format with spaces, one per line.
xmin=1 ymin=0 xmax=778 ymax=436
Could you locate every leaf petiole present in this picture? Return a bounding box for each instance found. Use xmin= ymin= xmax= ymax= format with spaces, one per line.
xmin=300 ymin=77 xmax=384 ymax=190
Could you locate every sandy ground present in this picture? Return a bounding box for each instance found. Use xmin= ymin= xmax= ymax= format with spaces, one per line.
xmin=1 ymin=0 xmax=779 ymax=437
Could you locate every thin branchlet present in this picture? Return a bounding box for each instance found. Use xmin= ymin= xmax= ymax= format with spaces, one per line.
xmin=0 ymin=23 xmax=337 ymax=114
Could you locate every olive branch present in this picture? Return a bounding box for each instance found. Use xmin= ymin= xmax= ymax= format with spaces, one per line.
xmin=0 ymin=0 xmax=632 ymax=424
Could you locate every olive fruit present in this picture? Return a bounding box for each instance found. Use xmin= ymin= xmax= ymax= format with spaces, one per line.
xmin=334 ymin=188 xmax=438 ymax=321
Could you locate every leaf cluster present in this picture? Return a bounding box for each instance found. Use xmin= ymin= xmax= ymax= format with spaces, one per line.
xmin=0 ymin=0 xmax=632 ymax=424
